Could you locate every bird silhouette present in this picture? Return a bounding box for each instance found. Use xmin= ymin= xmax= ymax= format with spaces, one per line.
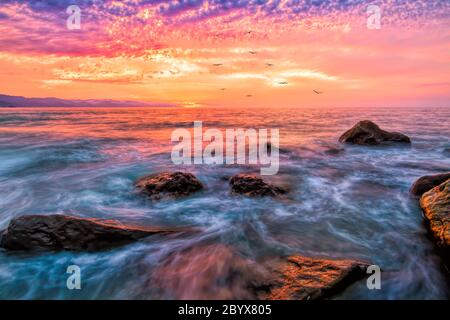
xmin=246 ymin=94 xmax=253 ymax=97
xmin=278 ymin=81 xmax=288 ymax=85
xmin=313 ymin=90 xmax=324 ymax=94
xmin=220 ymin=88 xmax=226 ymax=91
xmin=212 ymin=63 xmax=223 ymax=66
xmin=266 ymin=63 xmax=274 ymax=67
xmin=248 ymin=51 xmax=257 ymax=54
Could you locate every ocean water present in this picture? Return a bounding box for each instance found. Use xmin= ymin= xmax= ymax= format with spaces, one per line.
xmin=0 ymin=106 xmax=449 ymax=299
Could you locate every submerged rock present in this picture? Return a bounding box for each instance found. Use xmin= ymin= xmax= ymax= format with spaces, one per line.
xmin=339 ymin=120 xmax=411 ymax=145
xmin=253 ymin=255 xmax=370 ymax=300
xmin=419 ymin=179 xmax=450 ymax=249
xmin=444 ymin=148 xmax=450 ymax=157
xmin=323 ymin=146 xmax=345 ymax=155
xmin=411 ymin=172 xmax=450 ymax=196
xmin=229 ymin=173 xmax=287 ymax=197
xmin=135 ymin=172 xmax=203 ymax=200
xmin=151 ymin=244 xmax=255 ymax=299
xmin=265 ymin=142 xmax=290 ymax=155
xmin=0 ymin=214 xmax=191 ymax=251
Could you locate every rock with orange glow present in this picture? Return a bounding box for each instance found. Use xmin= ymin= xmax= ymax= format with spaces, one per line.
xmin=0 ymin=214 xmax=190 ymax=251
xmin=419 ymin=179 xmax=450 ymax=249
xmin=135 ymin=172 xmax=203 ymax=200
xmin=411 ymin=172 xmax=450 ymax=196
xmin=339 ymin=120 xmax=411 ymax=145
xmin=253 ymin=255 xmax=370 ymax=300
xmin=229 ymin=173 xmax=287 ymax=197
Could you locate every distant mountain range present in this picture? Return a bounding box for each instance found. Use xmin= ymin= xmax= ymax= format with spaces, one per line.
xmin=0 ymin=94 xmax=177 ymax=108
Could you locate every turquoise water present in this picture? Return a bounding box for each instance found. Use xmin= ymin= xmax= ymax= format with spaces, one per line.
xmin=0 ymin=106 xmax=449 ymax=299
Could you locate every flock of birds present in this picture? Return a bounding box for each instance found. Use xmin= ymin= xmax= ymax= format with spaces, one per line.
xmin=212 ymin=34 xmax=324 ymax=98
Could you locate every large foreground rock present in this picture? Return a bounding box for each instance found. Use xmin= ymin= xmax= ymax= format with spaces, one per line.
xmin=419 ymin=179 xmax=450 ymax=249
xmin=339 ymin=120 xmax=411 ymax=145
xmin=253 ymin=255 xmax=370 ymax=300
xmin=411 ymin=172 xmax=450 ymax=196
xmin=149 ymin=244 xmax=371 ymax=300
xmin=229 ymin=174 xmax=287 ymax=197
xmin=135 ymin=172 xmax=203 ymax=200
xmin=0 ymin=215 xmax=191 ymax=251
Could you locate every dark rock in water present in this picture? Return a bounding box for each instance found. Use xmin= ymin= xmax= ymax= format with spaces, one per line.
xmin=135 ymin=172 xmax=203 ymax=200
xmin=253 ymin=255 xmax=370 ymax=300
xmin=443 ymin=148 xmax=450 ymax=157
xmin=229 ymin=173 xmax=287 ymax=197
xmin=265 ymin=142 xmax=290 ymax=155
xmin=324 ymin=147 xmax=345 ymax=155
xmin=419 ymin=179 xmax=450 ymax=250
xmin=411 ymin=172 xmax=450 ymax=196
xmin=0 ymin=214 xmax=191 ymax=251
xmin=339 ymin=120 xmax=411 ymax=145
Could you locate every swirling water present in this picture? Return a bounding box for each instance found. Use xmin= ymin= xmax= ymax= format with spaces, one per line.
xmin=0 ymin=106 xmax=449 ymax=299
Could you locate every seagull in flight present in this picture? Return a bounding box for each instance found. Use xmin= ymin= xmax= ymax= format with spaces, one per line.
xmin=313 ymin=90 xmax=324 ymax=94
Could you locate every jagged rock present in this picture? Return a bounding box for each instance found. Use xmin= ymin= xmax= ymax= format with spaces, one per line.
xmin=411 ymin=172 xmax=450 ymax=196
xmin=339 ymin=120 xmax=411 ymax=145
xmin=419 ymin=179 xmax=450 ymax=249
xmin=135 ymin=172 xmax=203 ymax=200
xmin=0 ymin=214 xmax=192 ymax=251
xmin=229 ymin=173 xmax=287 ymax=197
xmin=253 ymin=255 xmax=370 ymax=300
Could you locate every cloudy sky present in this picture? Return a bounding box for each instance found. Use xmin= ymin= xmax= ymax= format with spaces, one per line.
xmin=0 ymin=0 xmax=449 ymax=108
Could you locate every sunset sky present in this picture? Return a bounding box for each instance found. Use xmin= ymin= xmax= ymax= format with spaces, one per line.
xmin=0 ymin=0 xmax=449 ymax=108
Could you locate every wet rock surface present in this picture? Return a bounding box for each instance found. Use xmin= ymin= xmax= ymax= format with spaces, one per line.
xmin=339 ymin=120 xmax=411 ymax=145
xmin=229 ymin=173 xmax=287 ymax=197
xmin=419 ymin=179 xmax=450 ymax=249
xmin=411 ymin=172 xmax=450 ymax=196
xmin=253 ymin=255 xmax=370 ymax=300
xmin=135 ymin=172 xmax=203 ymax=200
xmin=0 ymin=214 xmax=191 ymax=251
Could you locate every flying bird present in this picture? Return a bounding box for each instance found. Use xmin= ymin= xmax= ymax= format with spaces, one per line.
xmin=246 ymin=94 xmax=253 ymax=97
xmin=212 ymin=63 xmax=223 ymax=66
xmin=278 ymin=81 xmax=288 ymax=85
xmin=266 ymin=63 xmax=274 ymax=67
xmin=313 ymin=90 xmax=324 ymax=94
xmin=248 ymin=51 xmax=258 ymax=55
xmin=220 ymin=88 xmax=226 ymax=91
